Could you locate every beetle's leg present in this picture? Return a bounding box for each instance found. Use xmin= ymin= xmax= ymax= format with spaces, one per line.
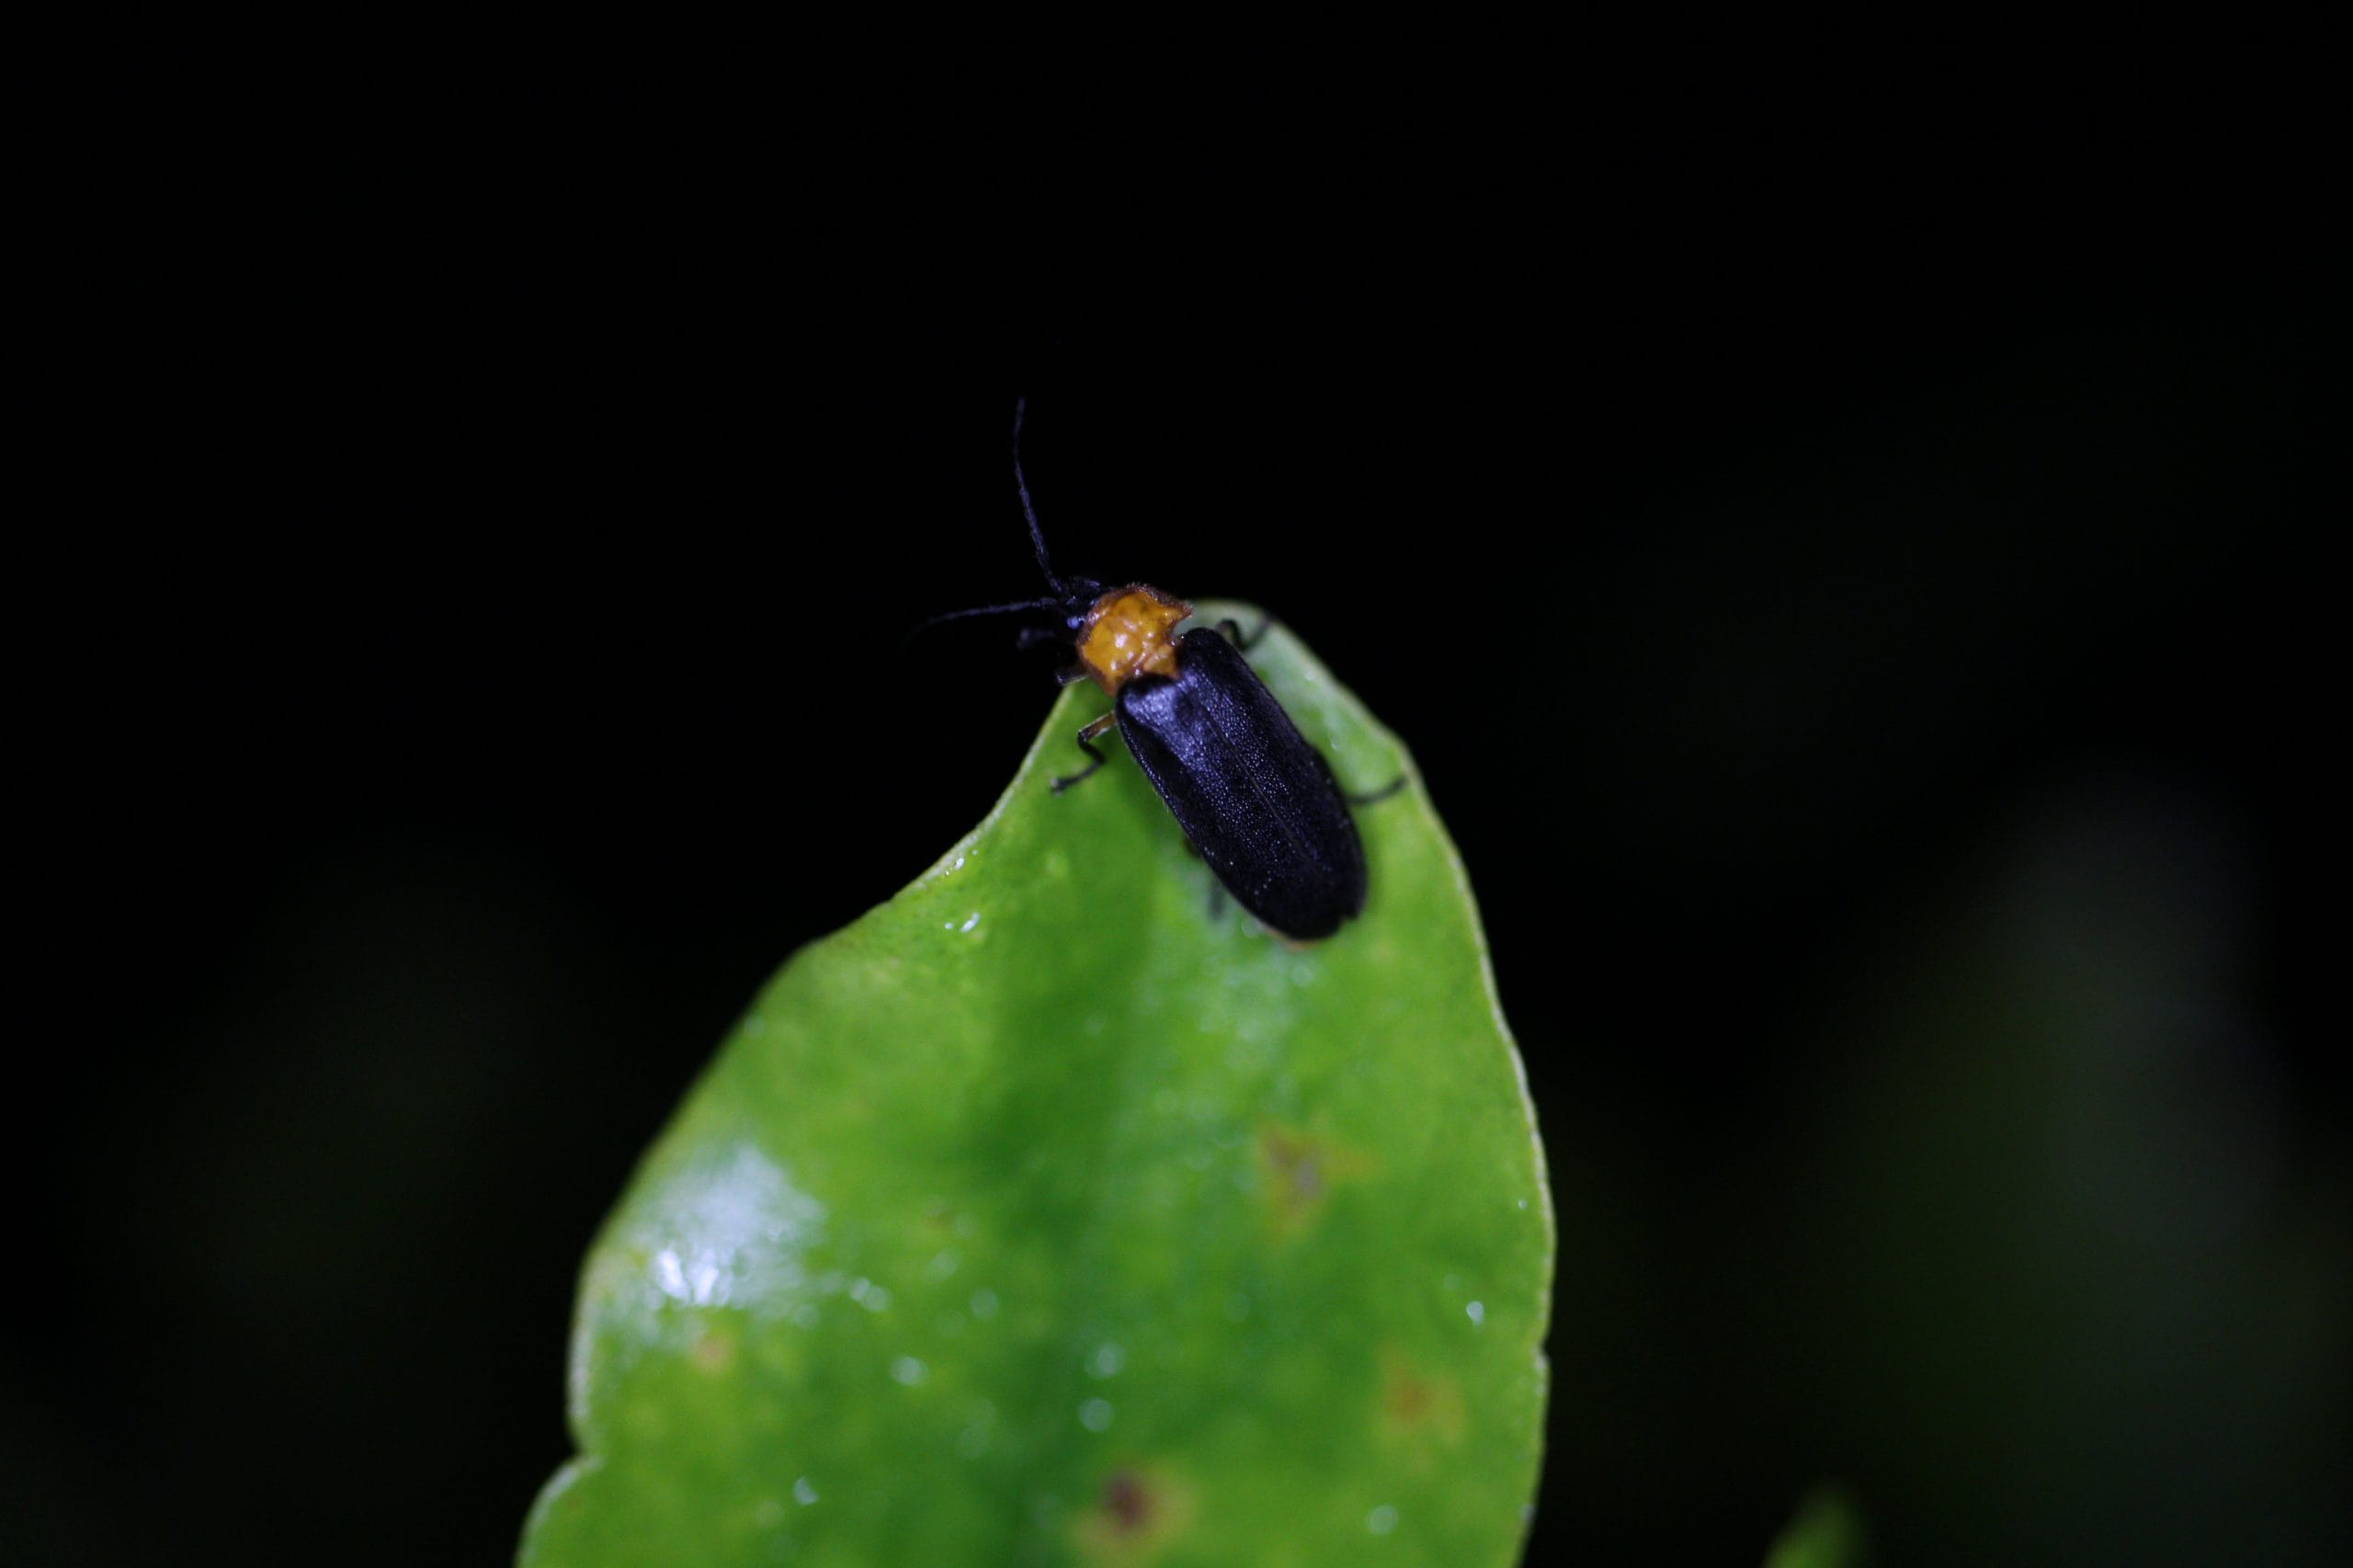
xmin=1053 ymin=663 xmax=1092 ymax=687
xmin=1051 ymin=712 xmax=1121 ymax=793
xmin=1015 ymin=625 xmax=1066 ymax=653
xmin=1215 ymin=612 xmax=1276 ymax=651
xmin=1346 ymin=776 xmax=1407 ymax=807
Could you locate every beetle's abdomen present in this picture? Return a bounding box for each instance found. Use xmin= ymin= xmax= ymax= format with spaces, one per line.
xmin=1116 ymin=628 xmax=1366 ymax=940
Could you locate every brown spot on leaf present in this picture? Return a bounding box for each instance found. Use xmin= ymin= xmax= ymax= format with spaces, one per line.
xmin=1256 ymin=1122 xmax=1375 ymax=1243
xmin=1072 ymin=1463 xmax=1198 ymax=1562
xmin=1103 ymin=1470 xmax=1152 ymax=1531
xmin=1378 ymin=1346 xmax=1467 ymax=1462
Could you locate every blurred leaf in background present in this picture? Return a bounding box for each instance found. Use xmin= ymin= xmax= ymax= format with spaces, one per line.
xmin=1764 ymin=1488 xmax=1865 ymax=1568
xmin=1758 ymin=775 xmax=2348 ymax=1562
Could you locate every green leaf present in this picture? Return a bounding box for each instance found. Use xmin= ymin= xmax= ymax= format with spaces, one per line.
xmin=1763 ymin=1489 xmax=1867 ymax=1568
xmin=520 ymin=609 xmax=1552 ymax=1567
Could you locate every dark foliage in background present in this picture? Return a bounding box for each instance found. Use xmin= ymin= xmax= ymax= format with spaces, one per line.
xmin=12 ymin=13 xmax=2340 ymax=1567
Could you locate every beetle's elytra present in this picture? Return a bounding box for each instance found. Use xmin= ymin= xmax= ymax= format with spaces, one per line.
xmin=1097 ymin=609 xmax=1367 ymax=939
xmin=942 ymin=400 xmax=1370 ymax=942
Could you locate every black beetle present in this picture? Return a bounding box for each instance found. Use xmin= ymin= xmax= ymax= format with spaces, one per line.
xmin=941 ymin=399 xmax=1374 ymax=941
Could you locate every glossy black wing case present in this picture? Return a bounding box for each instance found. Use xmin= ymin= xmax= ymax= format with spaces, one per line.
xmin=1114 ymin=628 xmax=1367 ymax=940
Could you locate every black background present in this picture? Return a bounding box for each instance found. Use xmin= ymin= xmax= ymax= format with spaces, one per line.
xmin=12 ymin=13 xmax=2342 ymax=1567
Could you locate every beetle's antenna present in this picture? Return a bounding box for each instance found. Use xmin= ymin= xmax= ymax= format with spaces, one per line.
xmin=903 ymin=595 xmax=1070 ymax=643
xmin=1012 ymin=396 xmax=1069 ymax=598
